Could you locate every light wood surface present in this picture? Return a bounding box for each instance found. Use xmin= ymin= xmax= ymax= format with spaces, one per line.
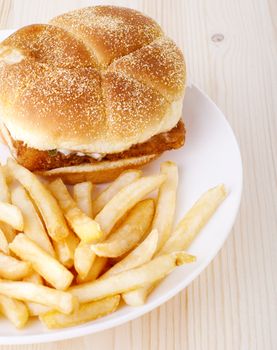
xmin=0 ymin=0 xmax=276 ymax=349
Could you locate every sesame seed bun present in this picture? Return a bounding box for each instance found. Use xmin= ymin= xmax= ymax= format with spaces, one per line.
xmin=0 ymin=6 xmax=186 ymax=181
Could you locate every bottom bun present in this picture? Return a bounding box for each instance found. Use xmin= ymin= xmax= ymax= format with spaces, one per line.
xmin=36 ymin=154 xmax=160 ymax=184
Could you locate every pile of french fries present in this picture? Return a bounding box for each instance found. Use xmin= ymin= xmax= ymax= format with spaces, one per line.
xmin=0 ymin=158 xmax=227 ymax=329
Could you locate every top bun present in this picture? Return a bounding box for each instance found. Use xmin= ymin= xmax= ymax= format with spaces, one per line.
xmin=0 ymin=6 xmax=186 ymax=154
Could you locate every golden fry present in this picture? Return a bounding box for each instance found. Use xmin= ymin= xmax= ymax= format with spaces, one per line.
xmin=23 ymin=273 xmax=53 ymax=316
xmin=0 ymin=252 xmax=31 ymax=280
xmin=27 ymin=302 xmax=52 ymax=317
xmin=73 ymin=182 xmax=93 ymax=218
xmin=91 ymin=199 xmax=155 ymax=258
xmin=10 ymin=182 xmax=55 ymax=256
xmin=103 ymin=229 xmax=158 ymax=278
xmin=74 ymin=242 xmax=96 ymax=279
xmin=95 ymin=175 xmax=165 ymax=235
xmin=53 ymin=230 xmax=79 ymax=268
xmin=10 ymin=233 xmax=73 ymax=290
xmin=76 ymin=256 xmax=108 ymax=284
xmin=0 ymin=166 xmax=16 ymax=242
xmin=40 ymin=295 xmax=120 ymax=329
xmin=0 ymin=227 xmax=9 ymax=254
xmin=70 ymin=252 xmax=195 ymax=303
xmin=152 ymin=161 xmax=178 ymax=251
xmin=23 ymin=272 xmax=43 ymax=285
xmin=92 ymin=170 xmax=142 ymax=216
xmin=0 ymin=294 xmax=29 ymax=328
xmin=7 ymin=159 xmax=69 ymax=241
xmin=0 ymin=201 xmax=23 ymax=230
xmin=0 ymin=222 xmax=15 ymax=243
xmin=0 ymin=165 xmax=10 ymax=202
xmin=49 ymin=178 xmax=102 ymax=243
xmin=0 ymin=280 xmax=75 ymax=314
xmin=160 ymin=184 xmax=227 ymax=254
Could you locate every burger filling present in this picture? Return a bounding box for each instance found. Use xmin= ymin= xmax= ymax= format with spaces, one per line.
xmin=10 ymin=120 xmax=185 ymax=171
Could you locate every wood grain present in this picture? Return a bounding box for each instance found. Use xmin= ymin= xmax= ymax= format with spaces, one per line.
xmin=0 ymin=0 xmax=276 ymax=349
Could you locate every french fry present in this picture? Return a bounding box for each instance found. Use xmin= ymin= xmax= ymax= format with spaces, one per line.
xmin=123 ymin=184 xmax=227 ymax=306
xmin=92 ymin=170 xmax=142 ymax=216
xmin=1 ymin=165 xmax=13 ymax=184
xmin=0 ymin=252 xmax=31 ymax=280
xmin=72 ymin=182 xmax=95 ymax=275
xmin=152 ymin=161 xmax=178 ymax=251
xmin=0 ymin=294 xmax=29 ymax=328
xmin=49 ymin=179 xmax=102 ymax=243
xmin=0 ymin=165 xmax=16 ymax=242
xmin=10 ymin=182 xmax=55 ymax=256
xmin=102 ymin=229 xmax=158 ymax=278
xmin=7 ymin=159 xmax=69 ymax=241
xmin=70 ymin=252 xmax=195 ymax=303
xmin=0 ymin=222 xmax=15 ymax=243
xmin=0 ymin=227 xmax=9 ymax=254
xmin=0 ymin=280 xmax=75 ymax=314
xmin=23 ymin=272 xmax=53 ymax=316
xmin=95 ymin=175 xmax=166 ymax=235
xmin=74 ymin=242 xmax=96 ymax=279
xmin=53 ymin=230 xmax=79 ymax=268
xmin=159 ymin=184 xmax=227 ymax=254
xmin=23 ymin=272 xmax=43 ymax=285
xmin=72 ymin=182 xmax=95 ymax=274
xmin=91 ymin=199 xmax=155 ymax=258
xmin=0 ymin=165 xmax=10 ymax=202
xmin=73 ymin=182 xmax=93 ymax=218
xmin=122 ymin=285 xmax=151 ymax=306
xmin=9 ymin=233 xmax=73 ymax=290
xmin=0 ymin=201 xmax=23 ymax=230
xmin=76 ymin=256 xmax=108 ymax=284
xmin=27 ymin=302 xmax=52 ymax=317
xmin=40 ymin=295 xmax=120 ymax=329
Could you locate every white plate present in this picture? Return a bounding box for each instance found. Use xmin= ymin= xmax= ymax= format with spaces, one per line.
xmin=0 ymin=30 xmax=242 ymax=345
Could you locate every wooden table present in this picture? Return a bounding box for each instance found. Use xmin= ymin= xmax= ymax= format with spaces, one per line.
xmin=0 ymin=0 xmax=276 ymax=349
